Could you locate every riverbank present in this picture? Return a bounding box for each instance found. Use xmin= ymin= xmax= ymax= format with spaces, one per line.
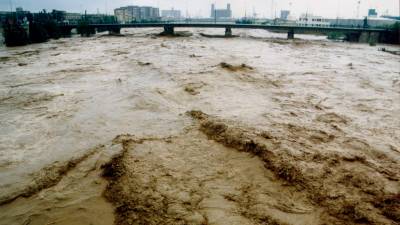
xmin=0 ymin=28 xmax=399 ymax=225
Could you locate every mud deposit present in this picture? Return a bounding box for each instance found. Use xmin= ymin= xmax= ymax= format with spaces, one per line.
xmin=0 ymin=28 xmax=399 ymax=224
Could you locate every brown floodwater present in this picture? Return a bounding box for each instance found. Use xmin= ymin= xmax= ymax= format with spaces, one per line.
xmin=0 ymin=28 xmax=399 ymax=225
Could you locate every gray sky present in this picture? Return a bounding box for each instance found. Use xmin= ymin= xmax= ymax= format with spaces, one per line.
xmin=0 ymin=0 xmax=399 ymax=19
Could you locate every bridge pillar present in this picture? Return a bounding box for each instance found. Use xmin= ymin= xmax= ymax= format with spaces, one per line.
xmin=60 ymin=27 xmax=72 ymax=37
xmin=358 ymin=31 xmax=380 ymax=44
xmin=368 ymin=32 xmax=379 ymax=44
xmin=345 ymin=33 xmax=360 ymax=42
xmin=287 ymin=30 xmax=295 ymax=40
xmin=163 ymin=25 xmax=175 ymax=35
xmin=358 ymin=32 xmax=369 ymax=43
xmin=225 ymin=27 xmax=232 ymax=37
xmin=78 ymin=26 xmax=96 ymax=37
xmin=109 ymin=27 xmax=121 ymax=35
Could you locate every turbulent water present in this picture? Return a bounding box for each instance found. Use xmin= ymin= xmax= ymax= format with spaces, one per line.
xmin=0 ymin=28 xmax=399 ymax=225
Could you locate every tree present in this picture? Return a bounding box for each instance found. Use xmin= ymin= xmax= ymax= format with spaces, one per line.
xmin=2 ymin=16 xmax=29 ymax=46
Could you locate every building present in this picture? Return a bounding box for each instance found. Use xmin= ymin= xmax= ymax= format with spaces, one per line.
xmin=114 ymin=6 xmax=159 ymax=23
xmin=211 ymin=4 xmax=232 ymax=19
xmin=280 ymin=10 xmax=290 ymax=20
xmin=115 ymin=6 xmax=140 ymax=23
xmin=14 ymin=7 xmax=30 ymax=21
xmin=65 ymin=13 xmax=81 ymax=24
xmin=368 ymin=9 xmax=378 ymax=18
xmin=161 ymin=8 xmax=181 ymax=19
xmin=140 ymin=7 xmax=159 ymax=20
xmin=0 ymin=11 xmax=11 ymax=23
xmin=50 ymin=10 xmax=67 ymax=22
xmin=381 ymin=15 xmax=400 ymax=20
xmin=84 ymin=14 xmax=116 ymax=24
xmin=327 ymin=17 xmax=397 ymax=28
xmin=296 ymin=14 xmax=330 ymax=27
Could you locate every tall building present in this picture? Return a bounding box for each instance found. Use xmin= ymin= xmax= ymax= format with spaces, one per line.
xmin=114 ymin=6 xmax=139 ymax=23
xmin=161 ymin=8 xmax=181 ymax=19
xmin=210 ymin=4 xmax=232 ymax=19
xmin=114 ymin=6 xmax=159 ymax=23
xmin=368 ymin=9 xmax=378 ymax=18
xmin=280 ymin=10 xmax=290 ymax=20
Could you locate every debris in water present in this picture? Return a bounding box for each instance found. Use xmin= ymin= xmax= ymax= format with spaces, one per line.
xmin=200 ymin=33 xmax=238 ymax=38
xmin=184 ymin=82 xmax=206 ymax=95
xmin=379 ymin=48 xmax=400 ymax=56
xmin=219 ymin=62 xmax=254 ymax=71
xmin=189 ymin=54 xmax=201 ymax=58
xmin=158 ymin=31 xmax=193 ymax=37
xmin=138 ymin=61 xmax=152 ymax=66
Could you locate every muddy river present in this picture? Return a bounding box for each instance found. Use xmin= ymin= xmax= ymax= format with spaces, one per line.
xmin=0 ymin=28 xmax=399 ymax=225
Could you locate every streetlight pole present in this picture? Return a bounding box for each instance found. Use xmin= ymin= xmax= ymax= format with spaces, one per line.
xmin=271 ymin=0 xmax=274 ymax=19
xmin=105 ymin=0 xmax=108 ymax=15
xmin=335 ymin=0 xmax=340 ymax=26
xmin=214 ymin=2 xmax=217 ymax=24
xmin=9 ymin=0 xmax=13 ymax=12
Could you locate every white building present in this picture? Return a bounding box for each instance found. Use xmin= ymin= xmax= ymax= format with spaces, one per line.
xmin=161 ymin=8 xmax=181 ymax=20
xmin=296 ymin=14 xmax=330 ymax=27
xmin=65 ymin=13 xmax=81 ymax=24
xmin=114 ymin=6 xmax=159 ymax=23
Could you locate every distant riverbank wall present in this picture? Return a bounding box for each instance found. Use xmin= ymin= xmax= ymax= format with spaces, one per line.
xmin=0 ymin=27 xmax=4 ymax=46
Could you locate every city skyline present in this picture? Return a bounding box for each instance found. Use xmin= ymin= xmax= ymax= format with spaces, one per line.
xmin=1 ymin=0 xmax=399 ymax=19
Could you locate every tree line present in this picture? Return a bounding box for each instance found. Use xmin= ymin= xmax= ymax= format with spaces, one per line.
xmin=2 ymin=10 xmax=116 ymax=47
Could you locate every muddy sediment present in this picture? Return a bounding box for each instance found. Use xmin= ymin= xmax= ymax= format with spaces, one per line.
xmin=99 ymin=111 xmax=399 ymax=225
xmin=0 ymin=28 xmax=399 ymax=225
xmin=0 ymin=143 xmax=117 ymax=225
xmin=102 ymin=131 xmax=319 ymax=225
xmin=188 ymin=111 xmax=400 ymax=224
xmin=0 ymin=145 xmax=103 ymax=206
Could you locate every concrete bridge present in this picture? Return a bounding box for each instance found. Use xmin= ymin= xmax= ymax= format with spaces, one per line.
xmin=62 ymin=23 xmax=391 ymax=43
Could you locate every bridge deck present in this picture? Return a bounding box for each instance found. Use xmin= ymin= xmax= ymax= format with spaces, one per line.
xmin=64 ymin=23 xmax=388 ymax=33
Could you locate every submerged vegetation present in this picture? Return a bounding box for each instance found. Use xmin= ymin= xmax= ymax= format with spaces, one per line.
xmin=2 ymin=22 xmax=29 ymax=46
xmin=389 ymin=22 xmax=400 ymax=43
xmin=2 ymin=10 xmax=65 ymax=46
xmin=1 ymin=10 xmax=117 ymax=46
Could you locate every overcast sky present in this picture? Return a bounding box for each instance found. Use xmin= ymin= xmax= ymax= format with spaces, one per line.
xmin=0 ymin=0 xmax=399 ymax=19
